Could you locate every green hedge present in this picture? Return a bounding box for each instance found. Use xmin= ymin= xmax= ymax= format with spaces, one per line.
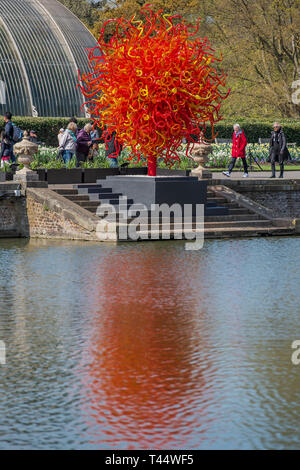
xmin=205 ymin=119 xmax=300 ymax=145
xmin=3 ymin=117 xmax=91 ymax=147
xmin=2 ymin=117 xmax=300 ymax=147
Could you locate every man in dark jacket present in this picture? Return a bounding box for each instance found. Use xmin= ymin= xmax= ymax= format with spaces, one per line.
xmin=4 ymin=112 xmax=13 ymax=140
xmin=269 ymin=123 xmax=290 ymax=178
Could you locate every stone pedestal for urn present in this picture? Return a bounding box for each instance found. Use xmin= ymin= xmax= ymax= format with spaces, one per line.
xmin=13 ymin=132 xmax=45 ymax=186
xmin=190 ymin=142 xmax=213 ymax=179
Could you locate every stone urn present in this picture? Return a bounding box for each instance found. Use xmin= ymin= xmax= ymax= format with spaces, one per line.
xmin=191 ymin=142 xmax=213 ymax=179
xmin=13 ymin=131 xmax=39 ymax=183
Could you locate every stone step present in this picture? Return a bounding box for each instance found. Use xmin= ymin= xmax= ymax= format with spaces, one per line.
xmin=207 ymin=197 xmax=228 ymax=204
xmin=117 ymin=219 xmax=273 ymax=230
xmin=88 ymin=193 xmax=123 ymax=201
xmin=205 ymin=201 xmax=235 ymax=209
xmin=95 ymin=210 xmax=264 ymax=221
xmin=207 ymin=198 xmax=241 ymax=206
xmin=205 ymin=219 xmax=272 ymax=228
xmin=216 ymin=202 xmax=241 ymax=209
xmin=116 ymin=225 xmax=294 ymax=240
xmin=54 ymin=189 xmax=78 ymax=195
xmin=65 ymin=195 xmax=90 ymax=202
xmin=85 ymin=204 xmax=134 ymax=214
xmin=205 ymin=207 xmax=230 ymax=217
xmin=78 ymin=187 xmax=113 ymax=194
xmin=74 ymin=184 xmax=103 ymax=189
xmin=204 ymin=214 xmax=266 ymax=222
xmin=204 ymin=226 xmax=295 ymax=237
xmin=75 ymin=201 xmax=102 ymax=207
xmin=101 ymin=198 xmax=134 ymax=206
xmin=228 ymin=208 xmax=253 ymax=215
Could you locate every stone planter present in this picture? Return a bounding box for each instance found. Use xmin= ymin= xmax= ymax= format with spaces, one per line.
xmin=13 ymin=131 xmax=40 ymax=184
xmin=190 ymin=142 xmax=213 ymax=179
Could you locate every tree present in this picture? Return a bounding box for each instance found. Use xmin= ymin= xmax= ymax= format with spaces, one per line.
xmin=58 ymin=0 xmax=105 ymax=28
xmin=62 ymin=0 xmax=300 ymax=118
xmin=92 ymin=0 xmax=201 ymax=38
xmin=203 ymin=0 xmax=300 ymax=117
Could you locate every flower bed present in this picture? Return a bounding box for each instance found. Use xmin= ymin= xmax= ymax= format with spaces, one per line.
xmin=23 ymin=143 xmax=300 ymax=172
xmin=207 ymin=143 xmax=300 ymax=168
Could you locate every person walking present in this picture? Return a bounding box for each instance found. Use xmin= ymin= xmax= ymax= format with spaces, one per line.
xmin=76 ymin=123 xmax=93 ymax=165
xmin=69 ymin=117 xmax=80 ymax=136
xmin=59 ymin=122 xmax=77 ymax=165
xmin=223 ymin=124 xmax=248 ymax=178
xmin=3 ymin=112 xmax=14 ymax=162
xmin=0 ymin=130 xmax=11 ymax=168
xmin=269 ymin=122 xmax=290 ymax=178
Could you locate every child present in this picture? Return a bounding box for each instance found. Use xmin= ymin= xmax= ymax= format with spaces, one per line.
xmin=57 ymin=128 xmax=65 ymax=146
xmin=88 ymin=142 xmax=99 ymax=162
xmin=0 ymin=130 xmax=11 ymax=168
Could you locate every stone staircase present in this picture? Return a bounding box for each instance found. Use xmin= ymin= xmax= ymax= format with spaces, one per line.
xmin=52 ymin=182 xmax=295 ymax=240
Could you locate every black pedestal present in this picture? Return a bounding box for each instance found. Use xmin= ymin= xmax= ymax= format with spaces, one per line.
xmin=99 ymin=176 xmax=207 ymax=209
xmin=96 ymin=175 xmax=229 ymax=216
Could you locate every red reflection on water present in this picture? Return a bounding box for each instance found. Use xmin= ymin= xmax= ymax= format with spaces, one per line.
xmin=79 ymin=248 xmax=214 ymax=449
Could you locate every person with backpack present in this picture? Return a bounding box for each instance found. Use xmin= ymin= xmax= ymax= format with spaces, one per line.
xmin=3 ymin=112 xmax=23 ymax=163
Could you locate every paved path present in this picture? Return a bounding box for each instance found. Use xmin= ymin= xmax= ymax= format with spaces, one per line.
xmin=212 ymin=170 xmax=300 ymax=180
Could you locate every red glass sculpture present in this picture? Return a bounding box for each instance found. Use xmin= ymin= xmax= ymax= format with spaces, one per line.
xmin=79 ymin=6 xmax=229 ymax=175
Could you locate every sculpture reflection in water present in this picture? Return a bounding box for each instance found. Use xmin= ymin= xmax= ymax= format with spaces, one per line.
xmin=76 ymin=248 xmax=215 ymax=449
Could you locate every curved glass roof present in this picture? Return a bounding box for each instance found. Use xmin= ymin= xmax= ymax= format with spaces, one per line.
xmin=0 ymin=0 xmax=97 ymax=117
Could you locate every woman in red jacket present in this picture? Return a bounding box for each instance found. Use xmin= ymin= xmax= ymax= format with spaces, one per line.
xmin=223 ymin=124 xmax=248 ymax=178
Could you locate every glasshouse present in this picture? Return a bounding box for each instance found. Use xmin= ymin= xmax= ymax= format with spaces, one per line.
xmin=0 ymin=0 xmax=97 ymax=117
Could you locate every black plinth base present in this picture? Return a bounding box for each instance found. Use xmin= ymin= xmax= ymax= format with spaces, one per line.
xmin=99 ymin=176 xmax=207 ymax=209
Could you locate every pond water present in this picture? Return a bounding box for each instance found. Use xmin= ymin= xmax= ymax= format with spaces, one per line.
xmin=0 ymin=237 xmax=299 ymax=450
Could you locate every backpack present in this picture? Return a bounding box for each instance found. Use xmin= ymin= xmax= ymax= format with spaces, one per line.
xmin=12 ymin=124 xmax=23 ymax=143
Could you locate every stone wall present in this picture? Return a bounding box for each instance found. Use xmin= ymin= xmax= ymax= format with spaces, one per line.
xmin=0 ymin=196 xmax=28 ymax=237
xmin=210 ymin=179 xmax=300 ymax=220
xmin=26 ymin=188 xmax=102 ymax=241
xmin=26 ymin=195 xmax=96 ymax=240
xmin=0 ymin=184 xmax=112 ymax=241
xmin=243 ymin=191 xmax=300 ymax=218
